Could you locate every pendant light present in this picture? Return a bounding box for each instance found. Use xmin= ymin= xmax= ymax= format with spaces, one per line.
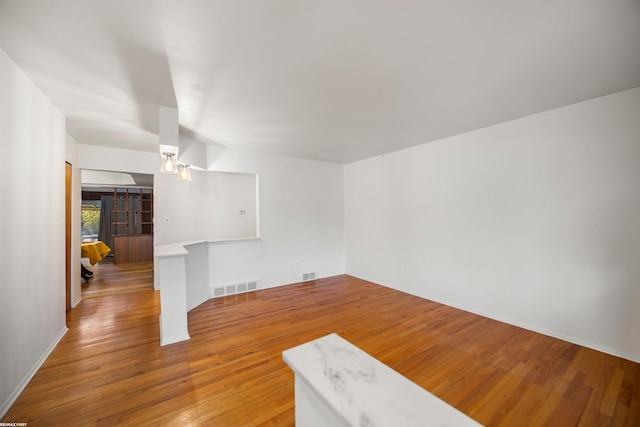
xmin=160 ymin=152 xmax=178 ymax=173
xmin=177 ymin=164 xmax=192 ymax=182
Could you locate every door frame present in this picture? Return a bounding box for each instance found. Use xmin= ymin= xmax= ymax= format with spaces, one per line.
xmin=65 ymin=161 xmax=72 ymax=311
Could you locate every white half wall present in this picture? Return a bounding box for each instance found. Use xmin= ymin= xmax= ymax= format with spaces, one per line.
xmin=0 ymin=48 xmax=68 ymax=417
xmin=345 ymin=87 xmax=640 ymax=362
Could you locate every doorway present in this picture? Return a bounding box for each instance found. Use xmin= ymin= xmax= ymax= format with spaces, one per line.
xmin=80 ymin=169 xmax=155 ymax=298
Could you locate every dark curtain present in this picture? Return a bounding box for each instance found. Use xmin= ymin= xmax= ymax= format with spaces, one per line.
xmin=98 ymin=195 xmax=114 ymax=251
xmin=129 ymin=196 xmax=141 ymax=235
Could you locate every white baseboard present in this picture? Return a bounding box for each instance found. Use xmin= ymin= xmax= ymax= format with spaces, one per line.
xmin=0 ymin=326 xmax=68 ymax=418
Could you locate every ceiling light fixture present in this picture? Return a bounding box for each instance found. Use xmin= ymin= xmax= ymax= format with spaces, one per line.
xmin=177 ymin=164 xmax=192 ymax=182
xmin=160 ymin=152 xmax=178 ymax=173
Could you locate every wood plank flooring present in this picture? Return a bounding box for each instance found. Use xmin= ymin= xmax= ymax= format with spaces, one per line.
xmin=3 ymin=273 xmax=640 ymax=426
xmin=81 ymin=257 xmax=153 ymax=298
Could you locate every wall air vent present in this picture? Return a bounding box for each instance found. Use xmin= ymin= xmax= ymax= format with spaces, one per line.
xmin=211 ymin=280 xmax=259 ymax=298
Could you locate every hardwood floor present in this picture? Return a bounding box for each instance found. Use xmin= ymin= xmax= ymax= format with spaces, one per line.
xmin=3 ymin=274 xmax=640 ymax=426
xmin=81 ymin=257 xmax=154 ymax=298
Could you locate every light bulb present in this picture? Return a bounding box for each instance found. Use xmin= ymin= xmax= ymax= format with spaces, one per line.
xmin=161 ymin=153 xmax=177 ymax=173
xmin=177 ymin=164 xmax=192 ymax=182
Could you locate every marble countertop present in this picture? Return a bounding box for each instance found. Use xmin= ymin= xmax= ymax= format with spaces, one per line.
xmin=283 ymin=333 xmax=482 ymax=427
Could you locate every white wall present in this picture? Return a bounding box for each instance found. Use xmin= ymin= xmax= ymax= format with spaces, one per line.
xmin=79 ymin=145 xmax=258 ymax=246
xmin=0 ymin=49 xmax=68 ymax=417
xmin=65 ymin=133 xmax=82 ymax=308
xmin=78 ymin=144 xmax=159 ymax=175
xmin=80 ymin=143 xmax=345 ymax=290
xmin=204 ymin=147 xmax=345 ymax=289
xmin=345 ymin=87 xmax=640 ymax=362
xmin=154 ymin=170 xmax=258 ymax=245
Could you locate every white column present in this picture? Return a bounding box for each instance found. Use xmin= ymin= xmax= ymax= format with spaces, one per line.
xmin=155 ymin=245 xmax=190 ymax=346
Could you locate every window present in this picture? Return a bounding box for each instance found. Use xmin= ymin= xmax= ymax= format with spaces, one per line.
xmin=81 ymin=201 xmax=101 ymax=242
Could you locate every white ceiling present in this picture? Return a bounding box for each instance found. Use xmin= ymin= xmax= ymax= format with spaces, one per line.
xmin=1 ymin=1 xmax=639 ymax=164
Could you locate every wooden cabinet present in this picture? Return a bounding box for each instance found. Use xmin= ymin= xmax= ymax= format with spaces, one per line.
xmin=113 ymin=188 xmax=153 ymax=236
xmin=113 ymin=188 xmax=153 ymax=264
xmin=113 ymin=235 xmax=153 ymax=264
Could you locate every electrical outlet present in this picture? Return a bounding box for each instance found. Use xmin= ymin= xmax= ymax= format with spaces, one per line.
xmin=295 ymin=259 xmax=300 ymax=268
xmin=400 ymin=266 xmax=407 ymax=274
